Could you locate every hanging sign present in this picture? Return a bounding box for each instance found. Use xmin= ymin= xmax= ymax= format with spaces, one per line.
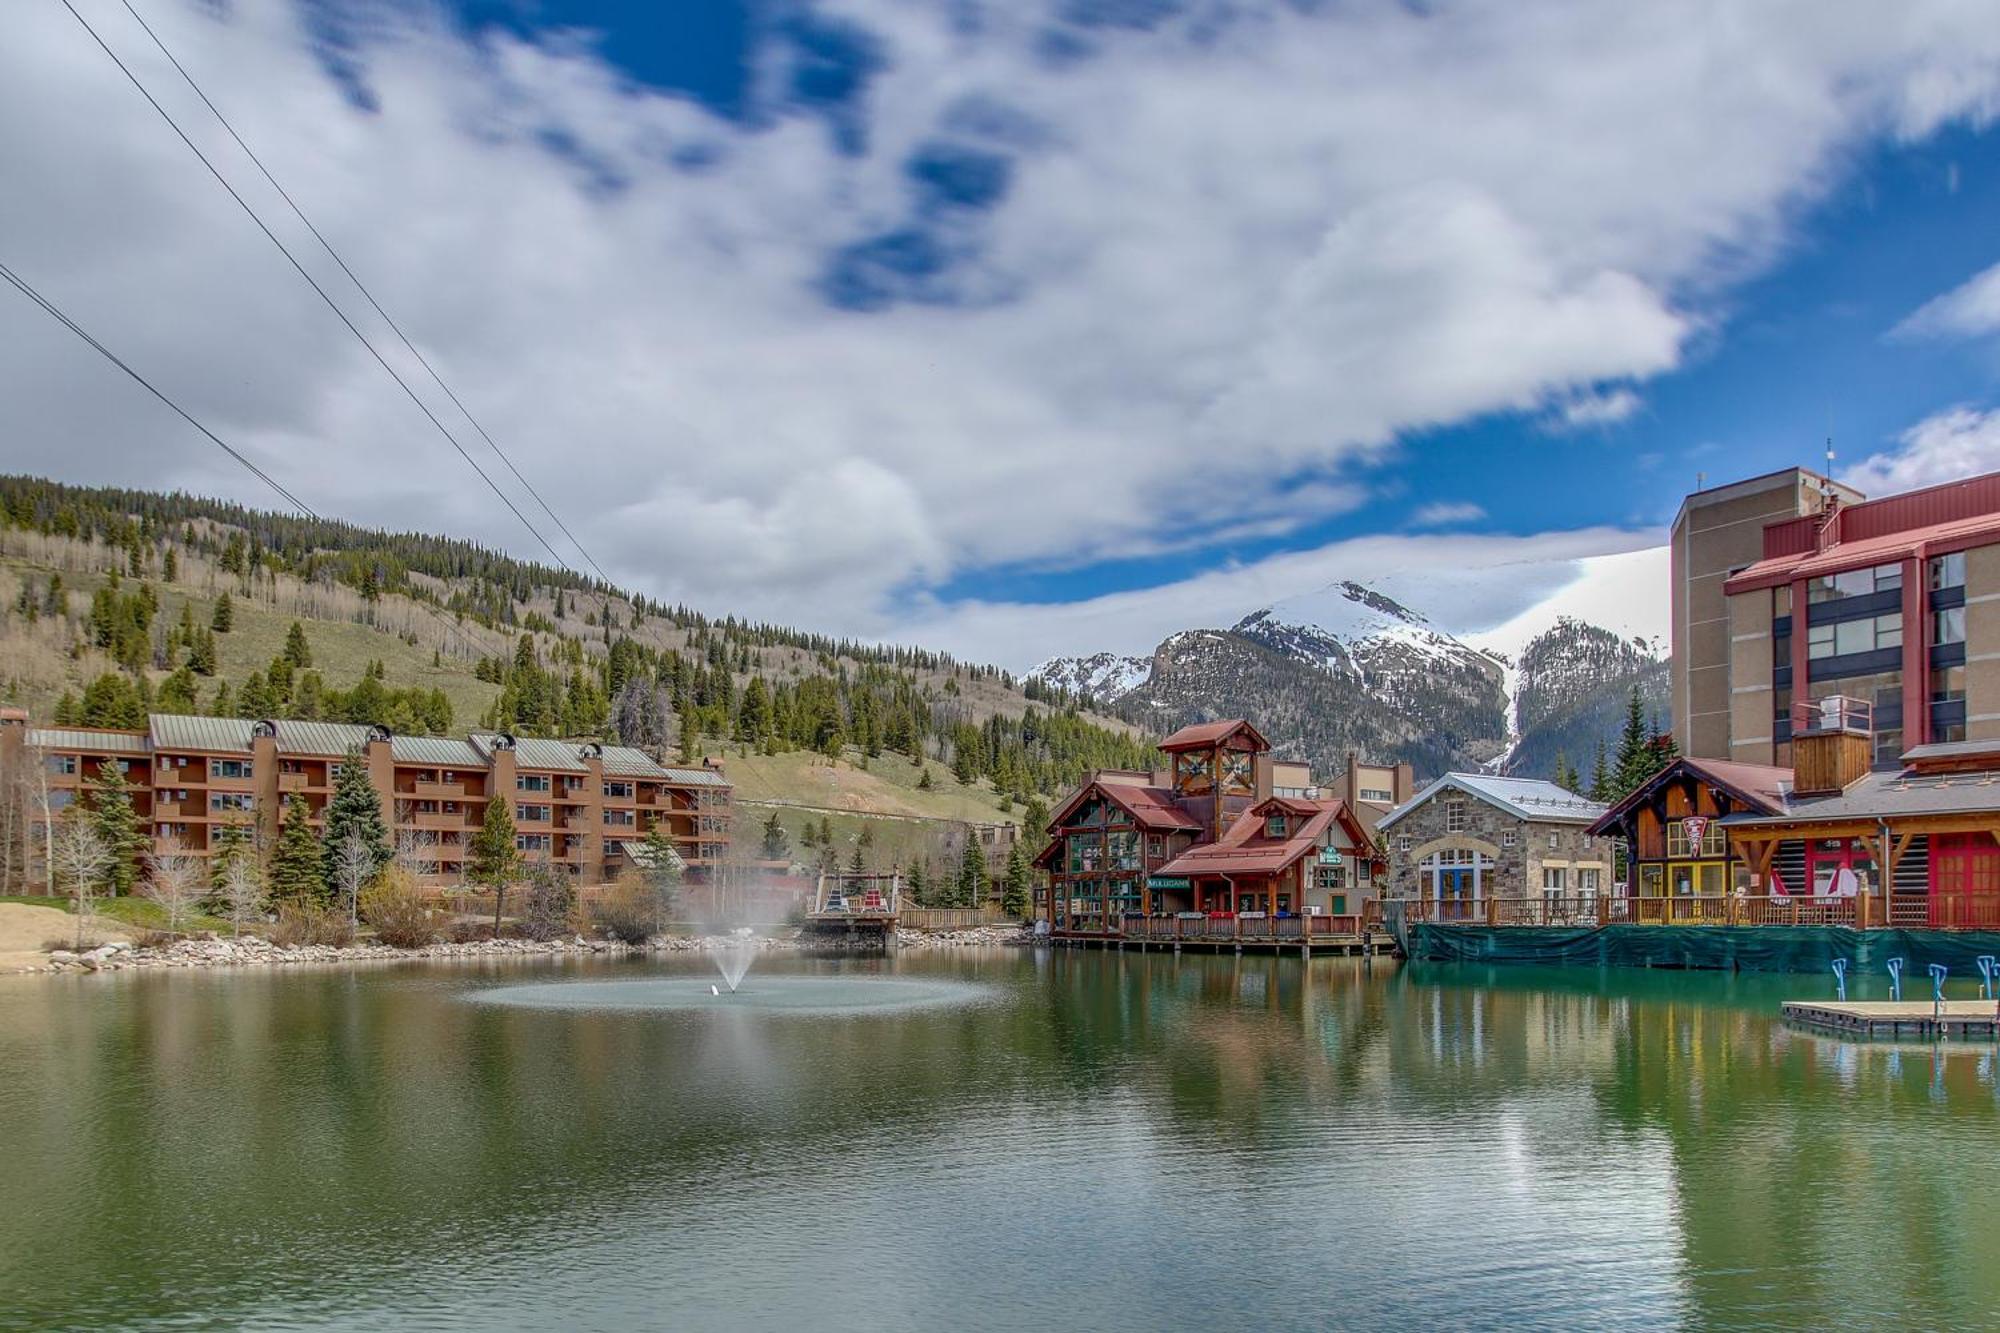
xmin=1683 ymin=816 xmax=1710 ymax=849
xmin=1318 ymin=846 xmax=1344 ymax=866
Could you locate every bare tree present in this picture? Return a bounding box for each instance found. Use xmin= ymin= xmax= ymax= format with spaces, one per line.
xmin=220 ymin=850 xmax=264 ymax=940
xmin=393 ymin=804 xmax=439 ymax=880
xmin=50 ymin=811 xmax=109 ymax=950
xmin=142 ymin=835 xmax=203 ymax=935
xmin=331 ymin=829 xmax=378 ymax=931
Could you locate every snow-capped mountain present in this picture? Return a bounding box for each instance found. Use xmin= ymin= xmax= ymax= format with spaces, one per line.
xmin=1028 ymin=650 xmax=1152 ymax=702
xmin=1034 ymin=577 xmax=1667 ymax=783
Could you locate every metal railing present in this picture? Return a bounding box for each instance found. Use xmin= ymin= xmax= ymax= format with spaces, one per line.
xmin=1398 ymin=891 xmax=2000 ymax=931
xmin=1054 ymin=913 xmax=1368 ymax=941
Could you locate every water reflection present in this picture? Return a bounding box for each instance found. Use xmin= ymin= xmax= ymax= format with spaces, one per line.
xmin=0 ymin=953 xmax=1996 ymax=1329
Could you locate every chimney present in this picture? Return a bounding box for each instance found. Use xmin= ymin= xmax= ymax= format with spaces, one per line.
xmin=1791 ymin=695 xmax=1872 ymax=795
xmin=1253 ymin=752 xmax=1273 ymax=803
xmin=1344 ymin=751 xmax=1360 ymax=805
xmin=1394 ymin=762 xmax=1414 ymax=803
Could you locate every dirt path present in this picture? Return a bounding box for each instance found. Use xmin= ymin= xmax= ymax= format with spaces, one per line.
xmin=0 ymin=902 xmax=133 ymax=972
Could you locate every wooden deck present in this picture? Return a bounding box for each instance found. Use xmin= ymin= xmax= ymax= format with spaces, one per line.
xmin=1781 ymin=999 xmax=2000 ymax=1040
xmin=1050 ymin=917 xmax=1396 ymax=956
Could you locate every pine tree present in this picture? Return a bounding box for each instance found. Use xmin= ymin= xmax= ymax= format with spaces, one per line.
xmin=321 ymin=747 xmax=391 ymax=890
xmin=269 ymin=794 xmax=328 ymax=905
xmin=162 ymin=546 xmax=178 ymax=582
xmin=759 ymin=811 xmax=790 ymax=862
xmin=282 ymin=620 xmax=313 ymax=668
xmin=467 ymin=796 xmax=519 ymax=931
xmin=1589 ymin=738 xmax=1612 ymax=805
xmin=907 ymin=858 xmax=928 ymax=906
xmin=211 ymin=592 xmax=233 ymax=633
xmin=1022 ymin=795 xmax=1052 ymax=853
xmin=958 ymin=839 xmax=987 ymax=907
xmin=88 ymin=765 xmax=145 ymax=895
xmin=1612 ymin=684 xmax=1651 ymax=798
xmin=848 ymin=845 xmax=866 ymax=876
xmin=1001 ymin=842 xmax=1031 ymax=918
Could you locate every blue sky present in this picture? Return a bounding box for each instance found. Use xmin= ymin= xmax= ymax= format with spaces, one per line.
xmin=9 ymin=1 xmax=2000 ymax=667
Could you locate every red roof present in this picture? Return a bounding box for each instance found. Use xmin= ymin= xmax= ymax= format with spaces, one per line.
xmin=1158 ymin=718 xmax=1268 ymax=752
xmin=1725 ymin=509 xmax=2000 ymax=593
xmin=1588 ymin=755 xmax=1791 ymax=834
xmin=1155 ymin=798 xmax=1348 ymax=879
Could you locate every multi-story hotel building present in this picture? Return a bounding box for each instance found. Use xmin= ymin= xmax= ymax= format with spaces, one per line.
xmin=1674 ymin=467 xmax=2000 ymax=770
xmin=0 ymin=709 xmax=732 ymax=886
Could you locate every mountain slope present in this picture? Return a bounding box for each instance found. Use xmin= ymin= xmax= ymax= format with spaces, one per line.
xmin=1033 ymin=580 xmax=1669 ymax=783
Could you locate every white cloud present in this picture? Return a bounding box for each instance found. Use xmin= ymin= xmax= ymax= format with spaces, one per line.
xmin=1895 ymin=260 xmax=2000 ymax=340
xmin=1548 ymin=387 xmax=1644 ymax=431
xmin=1841 ymin=405 xmax=2000 ymax=496
xmin=893 ymin=525 xmax=1665 ymax=670
xmin=1410 ymin=501 xmax=1487 ymax=528
xmin=4 ymin=0 xmax=2000 ymax=648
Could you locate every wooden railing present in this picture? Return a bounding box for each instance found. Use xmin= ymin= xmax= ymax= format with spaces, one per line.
xmin=901 ymin=906 xmax=1012 ymax=930
xmin=1401 ymin=892 xmax=2000 ymax=931
xmin=1055 ymin=913 xmax=1368 ymax=942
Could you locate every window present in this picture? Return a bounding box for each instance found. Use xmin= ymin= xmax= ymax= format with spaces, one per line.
xmin=1548 ymin=832 xmax=1559 ymax=849
xmin=604 ymin=810 xmax=635 ymax=828
xmin=1929 ymin=551 xmax=1966 ymax=591
xmin=1108 ymin=830 xmax=1140 ymax=870
xmin=210 ymin=758 xmax=251 ymax=779
xmin=516 ymin=774 xmax=550 ymax=793
xmin=1935 ymin=606 xmax=1966 ymax=646
xmin=516 ymin=833 xmax=551 ymax=853
xmin=1773 ymin=584 xmax=1793 ymax=617
xmin=516 ymin=803 xmax=550 ymax=823
xmin=1265 ymin=814 xmax=1287 ymax=838
xmin=1146 ymin=834 xmax=1164 ymax=860
xmin=1356 ymin=860 xmax=1372 ymax=884
xmin=1666 ymin=819 xmax=1724 ymax=858
xmin=1807 ymin=563 xmax=1901 ymax=603
xmin=1397 ymin=836 xmax=1411 ymax=852
xmin=1319 ymin=863 xmax=1347 ymax=890
xmin=604 ymin=781 xmax=633 ymax=799
xmin=210 ymin=793 xmax=253 ymax=813
xmin=48 ymin=755 xmax=77 ymax=776
xmin=1932 ymin=665 xmax=1968 ymax=705
xmin=1359 ymin=787 xmax=1393 ymax=803
xmin=1578 ymin=868 xmax=1601 ymax=897
xmin=1542 ymin=867 xmax=1567 ymax=899
xmin=1806 ymin=613 xmax=1901 ymax=659
xmin=1873 ymin=728 xmax=1904 ymax=768
xmin=1443 ymin=799 xmax=1467 ymax=833
xmin=1501 ymin=830 xmax=1517 ymax=847
xmin=1066 ymin=832 xmax=1102 ymax=875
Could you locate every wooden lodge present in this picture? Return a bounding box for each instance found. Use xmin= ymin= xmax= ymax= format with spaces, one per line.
xmin=1034 ymin=719 xmax=1403 ymax=951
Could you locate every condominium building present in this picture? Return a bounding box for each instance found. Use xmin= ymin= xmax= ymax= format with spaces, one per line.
xmin=0 ymin=710 xmax=731 ymax=886
xmin=1673 ymin=467 xmax=2000 ymax=769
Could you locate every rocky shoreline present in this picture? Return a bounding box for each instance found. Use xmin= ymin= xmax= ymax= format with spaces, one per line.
xmin=23 ymin=923 xmax=1034 ymax=975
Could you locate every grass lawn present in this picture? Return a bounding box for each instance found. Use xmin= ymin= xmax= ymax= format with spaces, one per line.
xmin=0 ymin=893 xmax=233 ymax=935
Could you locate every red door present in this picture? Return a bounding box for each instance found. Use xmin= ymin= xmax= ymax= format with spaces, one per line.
xmin=1930 ymin=834 xmax=2000 ymax=928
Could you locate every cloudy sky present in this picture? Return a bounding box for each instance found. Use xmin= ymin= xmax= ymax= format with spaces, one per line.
xmin=8 ymin=1 xmax=2000 ymax=669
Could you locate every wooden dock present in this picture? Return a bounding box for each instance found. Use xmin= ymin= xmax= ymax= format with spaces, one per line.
xmin=1781 ymin=999 xmax=2000 ymax=1040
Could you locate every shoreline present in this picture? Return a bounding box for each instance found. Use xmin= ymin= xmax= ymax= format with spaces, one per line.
xmin=18 ymin=923 xmax=1033 ymax=976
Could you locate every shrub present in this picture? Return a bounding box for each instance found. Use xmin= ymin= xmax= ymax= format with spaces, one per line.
xmin=591 ymin=874 xmax=657 ymax=944
xmin=361 ymin=868 xmax=441 ymax=949
xmin=270 ymin=905 xmax=356 ymax=948
xmin=520 ymin=860 xmax=578 ymax=941
xmin=447 ymin=918 xmax=496 ymax=944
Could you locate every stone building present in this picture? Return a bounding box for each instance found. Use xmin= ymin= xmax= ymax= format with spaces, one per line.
xmin=1379 ymin=773 xmax=1610 ymax=917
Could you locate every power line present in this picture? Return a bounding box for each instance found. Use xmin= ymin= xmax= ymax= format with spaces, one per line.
xmin=53 ymin=0 xmax=587 ymax=586
xmin=113 ymin=0 xmax=617 ymax=588
xmin=0 ymin=256 xmax=479 ymax=658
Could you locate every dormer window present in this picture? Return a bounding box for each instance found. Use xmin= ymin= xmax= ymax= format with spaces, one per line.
xmin=1265 ymin=814 xmax=1287 ymax=838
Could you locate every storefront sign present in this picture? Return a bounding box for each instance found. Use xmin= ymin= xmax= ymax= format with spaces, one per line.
xmin=1149 ymin=875 xmax=1191 ymax=890
xmin=1318 ymin=846 xmax=1344 ymax=866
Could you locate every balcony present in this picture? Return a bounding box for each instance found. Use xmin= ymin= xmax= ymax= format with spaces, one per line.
xmin=278 ymin=772 xmax=309 ymax=792
xmin=413 ymin=779 xmax=467 ymax=800
xmin=412 ymin=810 xmax=464 ymax=831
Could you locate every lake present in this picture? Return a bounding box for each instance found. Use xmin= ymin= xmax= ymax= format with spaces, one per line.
xmin=2 ymin=949 xmax=1997 ymax=1330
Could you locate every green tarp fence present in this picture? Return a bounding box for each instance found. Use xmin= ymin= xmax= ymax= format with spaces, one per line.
xmin=1408 ymin=924 xmax=2000 ymax=974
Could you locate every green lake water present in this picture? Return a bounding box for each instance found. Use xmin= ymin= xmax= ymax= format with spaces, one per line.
xmin=2 ymin=949 xmax=1998 ymax=1331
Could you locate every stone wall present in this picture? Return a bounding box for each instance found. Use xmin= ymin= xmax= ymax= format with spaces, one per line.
xmin=1386 ymin=791 xmax=1612 ymax=903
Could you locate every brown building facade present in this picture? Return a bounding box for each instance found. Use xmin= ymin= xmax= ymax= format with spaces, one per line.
xmin=0 ymin=710 xmax=731 ymax=888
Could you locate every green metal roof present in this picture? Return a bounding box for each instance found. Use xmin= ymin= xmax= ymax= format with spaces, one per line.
xmin=470 ymin=733 xmax=587 ymax=772
xmin=273 ymin=720 xmax=377 ymax=756
xmin=390 ymin=735 xmax=484 ymax=767
xmin=600 ymin=746 xmax=672 ymax=778
xmin=26 ymin=727 xmax=150 ymax=755
xmin=148 ymin=714 xmax=255 ymax=753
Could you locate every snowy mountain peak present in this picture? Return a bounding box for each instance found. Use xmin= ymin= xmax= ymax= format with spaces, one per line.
xmin=1028 ymin=650 xmax=1151 ymax=701
xmin=1237 ymin=579 xmax=1429 ymax=642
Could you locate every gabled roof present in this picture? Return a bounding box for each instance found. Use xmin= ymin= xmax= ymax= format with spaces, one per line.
xmin=1588 ymin=756 xmax=1791 ymax=835
xmin=600 ymin=746 xmax=672 ymax=779
xmin=149 ymin=714 xmax=254 ymax=753
xmin=1722 ymin=766 xmax=2000 ymax=826
xmin=1158 ymin=718 xmax=1269 ymax=752
xmin=1045 ymin=777 xmax=1203 ymax=835
xmin=1379 ymin=772 xmax=1605 ymax=831
xmin=1156 ymin=800 xmax=1339 ymax=878
xmin=27 ymin=726 xmax=150 ymax=755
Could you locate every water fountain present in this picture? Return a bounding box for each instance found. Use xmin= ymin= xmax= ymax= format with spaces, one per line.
xmin=712 ymin=928 xmax=757 ymax=994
